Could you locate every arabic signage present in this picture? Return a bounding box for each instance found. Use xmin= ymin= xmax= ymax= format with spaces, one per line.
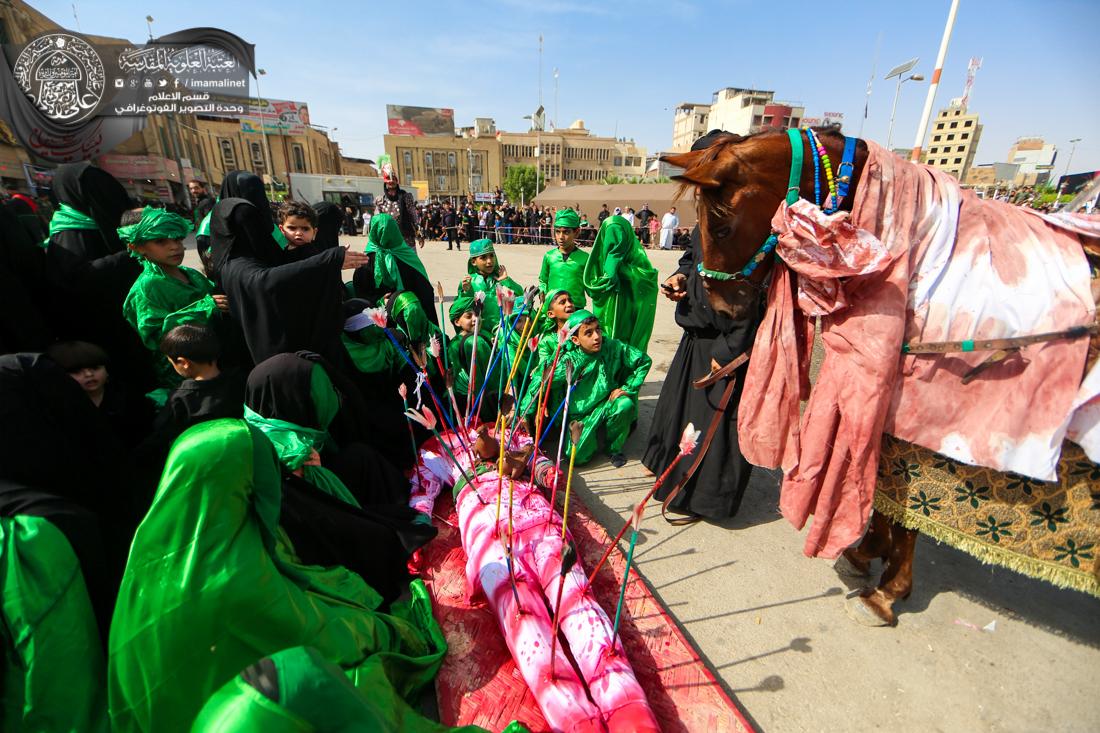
xmin=386 ymin=105 xmax=455 ymax=136
xmin=97 ymin=153 xmax=181 ymax=181
xmin=240 ymin=99 xmax=310 ymax=136
xmin=0 ymin=27 xmax=255 ymax=162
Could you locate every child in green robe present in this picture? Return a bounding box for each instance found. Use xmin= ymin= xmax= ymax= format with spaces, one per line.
xmin=532 ymin=288 xmax=577 ymax=369
xmin=582 ymin=215 xmax=658 ymax=353
xmin=119 ymin=206 xmax=229 ymax=402
xmin=447 ymin=291 xmax=494 ymax=422
xmin=458 ymin=238 xmax=523 ymax=333
xmin=533 ymin=309 xmax=652 ymax=468
xmin=538 ymin=208 xmax=589 ymax=308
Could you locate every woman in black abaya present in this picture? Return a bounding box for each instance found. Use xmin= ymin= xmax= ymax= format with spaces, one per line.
xmin=209 ymin=186 xmax=369 ymax=366
xmin=244 ymin=352 xmax=434 ymax=604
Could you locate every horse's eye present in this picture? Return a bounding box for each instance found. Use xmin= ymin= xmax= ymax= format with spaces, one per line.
xmin=714 ymin=226 xmax=731 ymax=239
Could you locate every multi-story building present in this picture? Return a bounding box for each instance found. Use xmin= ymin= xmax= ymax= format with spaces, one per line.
xmin=384 ymin=116 xmax=646 ymax=197
xmin=922 ymin=102 xmax=982 ymax=181
xmin=500 ymin=120 xmax=646 ymax=186
xmin=670 ymin=88 xmax=805 ymax=151
xmin=671 ymin=103 xmax=712 ymax=152
xmin=1007 ymin=137 xmax=1057 ymax=186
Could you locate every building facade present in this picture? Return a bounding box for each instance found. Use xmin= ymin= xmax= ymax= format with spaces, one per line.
xmin=384 ymin=117 xmax=646 ymax=198
xmin=1007 ymin=137 xmax=1056 ymax=186
xmin=922 ymin=103 xmax=982 ymax=181
xmin=670 ymin=88 xmax=805 ymax=151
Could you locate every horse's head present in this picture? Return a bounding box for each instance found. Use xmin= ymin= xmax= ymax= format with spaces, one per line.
xmin=664 ymin=131 xmax=798 ymax=319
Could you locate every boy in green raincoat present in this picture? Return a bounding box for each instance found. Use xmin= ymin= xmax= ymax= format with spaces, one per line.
xmin=537 ymin=208 xmax=589 ymax=308
xmin=458 ymin=238 xmax=523 ymax=333
xmin=529 ymin=309 xmax=651 ymax=467
xmin=119 ymin=207 xmax=229 ymax=402
xmin=582 ymin=215 xmax=658 ymax=353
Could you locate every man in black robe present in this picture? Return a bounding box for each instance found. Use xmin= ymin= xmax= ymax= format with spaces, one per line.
xmin=641 ymin=130 xmax=762 ymax=522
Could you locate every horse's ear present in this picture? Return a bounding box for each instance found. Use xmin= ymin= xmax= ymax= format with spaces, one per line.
xmin=664 ymin=150 xmax=722 ymax=189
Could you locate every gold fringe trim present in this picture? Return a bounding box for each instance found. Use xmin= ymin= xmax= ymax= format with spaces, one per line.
xmin=874 ymin=492 xmax=1100 ymax=600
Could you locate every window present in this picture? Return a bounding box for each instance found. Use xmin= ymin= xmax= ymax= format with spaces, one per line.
xmin=933 ymin=135 xmax=941 ymax=142
xmin=947 ymin=134 xmax=955 ymax=141
xmin=292 ymin=143 xmax=306 ymax=172
xmin=613 ymin=157 xmax=622 ymax=166
xmin=930 ymin=147 xmax=938 ymax=154
xmin=250 ymin=142 xmax=265 ymax=174
xmin=425 ymin=152 xmax=433 ymax=166
xmin=964 ymin=120 xmax=973 ymax=127
xmin=220 ymin=139 xmax=236 ymax=168
xmin=961 ymin=133 xmax=969 ymax=140
xmin=935 ymin=123 xmax=944 ymax=130
xmin=950 ymin=121 xmax=958 ymax=129
xmin=954 ymin=158 xmax=962 ymax=164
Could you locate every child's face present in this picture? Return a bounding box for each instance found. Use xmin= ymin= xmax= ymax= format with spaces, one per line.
xmin=280 ymin=216 xmax=316 ymax=249
xmin=68 ymin=365 xmax=108 ymax=396
xmin=134 ymin=238 xmax=185 ymax=267
xmin=548 ymin=293 xmax=575 ymax=323
xmin=571 ymin=321 xmax=603 ymax=354
xmin=454 ymin=311 xmax=478 ymax=335
xmin=472 ymin=253 xmax=496 ymax=276
xmin=555 ymin=227 xmax=578 ymax=250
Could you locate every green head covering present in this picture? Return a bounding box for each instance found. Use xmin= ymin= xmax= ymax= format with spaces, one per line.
xmin=365 ymin=213 xmax=429 ymax=291
xmin=390 ymin=290 xmax=430 ymax=344
xmin=566 ymin=309 xmax=597 ymax=331
xmin=554 ymin=208 xmax=580 ymax=228
xmin=117 ymin=206 xmax=192 ymax=245
xmin=449 ymin=291 xmax=476 ymax=323
xmin=467 ymin=238 xmax=497 ymax=275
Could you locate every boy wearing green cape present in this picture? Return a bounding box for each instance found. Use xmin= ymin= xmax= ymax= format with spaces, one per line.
xmin=447 ymin=291 xmax=495 ymax=420
xmin=582 ymin=215 xmax=658 ymax=353
xmin=537 ymin=208 xmax=589 ymax=308
xmin=525 ymin=309 xmax=651 ymax=467
xmin=458 ymin=238 xmax=523 ymax=333
xmin=119 ymin=207 xmax=229 ymax=400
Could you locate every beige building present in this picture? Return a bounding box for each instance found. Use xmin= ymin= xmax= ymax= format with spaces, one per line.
xmin=500 ymin=120 xmax=646 ymax=186
xmin=384 ymin=131 xmax=502 ymax=198
xmin=671 ymin=88 xmax=805 ymax=151
xmin=922 ymin=103 xmax=982 ymax=181
xmin=340 ymin=157 xmax=379 ymax=177
xmin=384 ymin=117 xmax=646 ymax=198
xmin=672 ymin=103 xmax=712 ymax=152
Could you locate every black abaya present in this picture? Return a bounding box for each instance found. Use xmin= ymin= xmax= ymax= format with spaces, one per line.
xmin=244 ymin=353 xmax=435 ymax=603
xmin=641 ymin=228 xmax=761 ymax=520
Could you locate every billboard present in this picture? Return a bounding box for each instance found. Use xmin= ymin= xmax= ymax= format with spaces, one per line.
xmin=240 ymin=98 xmax=310 ymax=136
xmin=386 ymin=105 xmax=455 ymax=136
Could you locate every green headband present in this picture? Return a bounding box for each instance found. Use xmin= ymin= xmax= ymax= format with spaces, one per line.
xmin=117 ymin=206 xmax=192 ymax=245
xmin=554 ymin=208 xmax=580 ymax=228
xmin=566 ymin=309 xmax=597 ymax=331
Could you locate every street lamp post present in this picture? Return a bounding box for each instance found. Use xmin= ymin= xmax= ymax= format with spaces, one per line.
xmin=887 ymin=73 xmax=924 ymax=150
xmin=254 ymin=68 xmax=276 ymax=194
xmin=884 ymin=57 xmax=923 ymax=151
xmin=1063 ymin=137 xmax=1082 ymax=181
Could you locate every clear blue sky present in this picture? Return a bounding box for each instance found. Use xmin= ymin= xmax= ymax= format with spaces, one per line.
xmin=35 ymin=0 xmax=1100 ymax=177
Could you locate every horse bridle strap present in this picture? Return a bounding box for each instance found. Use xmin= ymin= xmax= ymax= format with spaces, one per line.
xmin=696 ymin=128 xmax=803 ymax=283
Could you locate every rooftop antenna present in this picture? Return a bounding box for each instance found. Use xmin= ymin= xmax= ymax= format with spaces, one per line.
xmin=960 ymin=56 xmax=982 ymax=109
xmin=538 ymin=34 xmax=543 ymax=109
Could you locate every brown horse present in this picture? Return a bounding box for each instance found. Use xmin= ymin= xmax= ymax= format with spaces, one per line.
xmin=662 ymin=128 xmax=1100 ymax=625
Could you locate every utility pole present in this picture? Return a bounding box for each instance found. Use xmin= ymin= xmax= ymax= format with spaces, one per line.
xmin=254 ymin=68 xmax=276 ymax=195
xmin=911 ymin=0 xmax=960 ymax=163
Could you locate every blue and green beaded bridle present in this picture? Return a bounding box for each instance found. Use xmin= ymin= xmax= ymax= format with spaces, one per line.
xmin=696 ymin=128 xmax=856 ymax=284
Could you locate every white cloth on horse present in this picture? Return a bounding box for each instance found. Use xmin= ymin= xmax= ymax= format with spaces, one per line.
xmin=739 ymin=140 xmax=1098 ymax=558
xmin=659 ymin=211 xmax=679 ymax=249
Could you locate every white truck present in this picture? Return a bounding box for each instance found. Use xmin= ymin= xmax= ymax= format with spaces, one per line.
xmin=285 ymin=173 xmax=396 ymax=207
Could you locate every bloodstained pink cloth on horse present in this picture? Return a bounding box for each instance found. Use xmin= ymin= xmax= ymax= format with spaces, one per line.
xmin=739 ymin=140 xmax=1099 ymax=558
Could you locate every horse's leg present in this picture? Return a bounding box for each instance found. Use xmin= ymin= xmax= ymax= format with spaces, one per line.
xmin=847 ymin=519 xmax=919 ymax=627
xmin=835 ymin=509 xmax=892 ymax=579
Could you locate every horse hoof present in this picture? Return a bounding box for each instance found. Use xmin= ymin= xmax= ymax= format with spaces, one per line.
xmin=844 ymin=593 xmax=896 ymax=627
xmin=833 ymin=554 xmax=871 ymax=579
